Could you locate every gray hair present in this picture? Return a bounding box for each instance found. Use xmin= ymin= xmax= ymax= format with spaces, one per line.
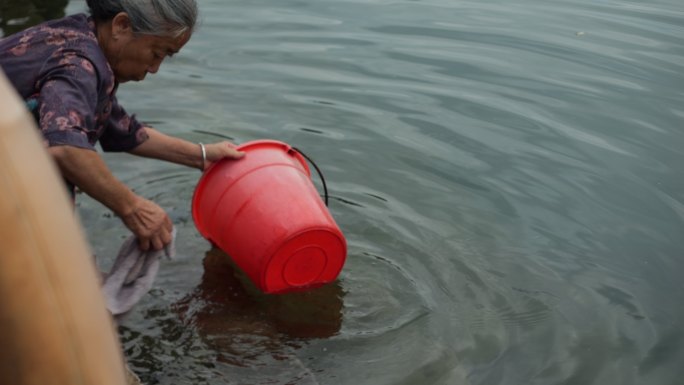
xmin=86 ymin=0 xmax=198 ymax=37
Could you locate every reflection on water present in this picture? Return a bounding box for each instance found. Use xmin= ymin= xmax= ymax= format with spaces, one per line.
xmin=0 ymin=0 xmax=68 ymax=36
xmin=175 ymin=248 xmax=342 ymax=383
xmin=121 ymin=248 xmax=344 ymax=384
xmin=174 ymin=248 xmax=344 ymax=342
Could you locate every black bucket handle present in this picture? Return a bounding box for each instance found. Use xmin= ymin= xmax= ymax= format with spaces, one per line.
xmin=293 ymin=147 xmax=329 ymax=206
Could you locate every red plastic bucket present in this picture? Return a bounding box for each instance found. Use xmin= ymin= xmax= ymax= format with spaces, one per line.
xmin=192 ymin=140 xmax=347 ymax=294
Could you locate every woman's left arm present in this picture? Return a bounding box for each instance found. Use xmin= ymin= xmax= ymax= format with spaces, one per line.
xmin=129 ymin=127 xmax=244 ymax=170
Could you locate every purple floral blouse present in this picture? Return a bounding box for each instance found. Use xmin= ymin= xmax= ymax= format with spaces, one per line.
xmin=0 ymin=13 xmax=148 ymax=152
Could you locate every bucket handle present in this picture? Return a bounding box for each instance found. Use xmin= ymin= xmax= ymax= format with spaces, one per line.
xmin=292 ymin=147 xmax=329 ymax=206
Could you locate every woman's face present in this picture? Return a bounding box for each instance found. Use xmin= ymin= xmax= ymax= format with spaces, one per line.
xmin=101 ymin=13 xmax=191 ymax=83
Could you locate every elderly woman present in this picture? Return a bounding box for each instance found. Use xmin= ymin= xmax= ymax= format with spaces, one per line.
xmin=0 ymin=0 xmax=243 ymax=251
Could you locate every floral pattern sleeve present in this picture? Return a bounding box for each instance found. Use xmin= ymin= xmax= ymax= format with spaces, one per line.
xmin=37 ymin=50 xmax=99 ymax=151
xmin=99 ymin=96 xmax=149 ymax=152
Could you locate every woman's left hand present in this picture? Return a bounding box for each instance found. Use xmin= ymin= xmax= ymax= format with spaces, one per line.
xmin=202 ymin=141 xmax=245 ymax=170
xmin=128 ymin=128 xmax=246 ymax=171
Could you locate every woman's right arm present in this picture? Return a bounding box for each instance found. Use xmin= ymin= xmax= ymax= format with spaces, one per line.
xmin=48 ymin=145 xmax=173 ymax=251
xmin=34 ymin=50 xmax=172 ymax=250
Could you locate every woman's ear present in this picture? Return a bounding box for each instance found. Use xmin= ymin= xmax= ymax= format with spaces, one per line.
xmin=111 ymin=12 xmax=132 ymax=40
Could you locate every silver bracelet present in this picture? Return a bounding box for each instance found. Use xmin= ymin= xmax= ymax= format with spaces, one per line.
xmin=199 ymin=142 xmax=207 ymax=170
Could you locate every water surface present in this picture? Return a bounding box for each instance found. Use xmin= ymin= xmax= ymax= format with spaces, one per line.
xmin=3 ymin=0 xmax=684 ymax=384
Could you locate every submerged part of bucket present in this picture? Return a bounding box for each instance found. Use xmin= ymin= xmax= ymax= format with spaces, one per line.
xmin=192 ymin=140 xmax=347 ymax=294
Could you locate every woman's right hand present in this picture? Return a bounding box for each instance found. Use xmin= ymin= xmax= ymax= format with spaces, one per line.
xmin=120 ymin=196 xmax=173 ymax=251
xmin=47 ymin=145 xmax=173 ymax=251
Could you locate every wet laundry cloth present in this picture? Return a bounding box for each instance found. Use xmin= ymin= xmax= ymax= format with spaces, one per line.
xmin=101 ymin=228 xmax=176 ymax=319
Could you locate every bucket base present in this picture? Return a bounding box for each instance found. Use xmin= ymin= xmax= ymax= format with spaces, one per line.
xmin=262 ymin=229 xmax=346 ymax=294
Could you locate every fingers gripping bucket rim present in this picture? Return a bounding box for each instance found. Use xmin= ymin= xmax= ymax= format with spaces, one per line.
xmin=192 ymin=140 xmax=347 ymax=294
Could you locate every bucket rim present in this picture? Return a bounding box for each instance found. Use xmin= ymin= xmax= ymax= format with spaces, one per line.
xmin=236 ymin=139 xmax=289 ymax=152
xmin=191 ymin=139 xmax=311 ymax=239
xmin=236 ymin=139 xmax=311 ymax=175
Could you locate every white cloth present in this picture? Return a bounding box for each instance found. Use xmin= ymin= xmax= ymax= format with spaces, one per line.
xmin=101 ymin=228 xmax=176 ymax=318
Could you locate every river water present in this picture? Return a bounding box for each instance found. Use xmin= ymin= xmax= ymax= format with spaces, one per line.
xmin=2 ymin=0 xmax=684 ymax=384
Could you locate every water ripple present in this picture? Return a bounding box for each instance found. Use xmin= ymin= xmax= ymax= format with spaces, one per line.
xmin=56 ymin=0 xmax=684 ymax=383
